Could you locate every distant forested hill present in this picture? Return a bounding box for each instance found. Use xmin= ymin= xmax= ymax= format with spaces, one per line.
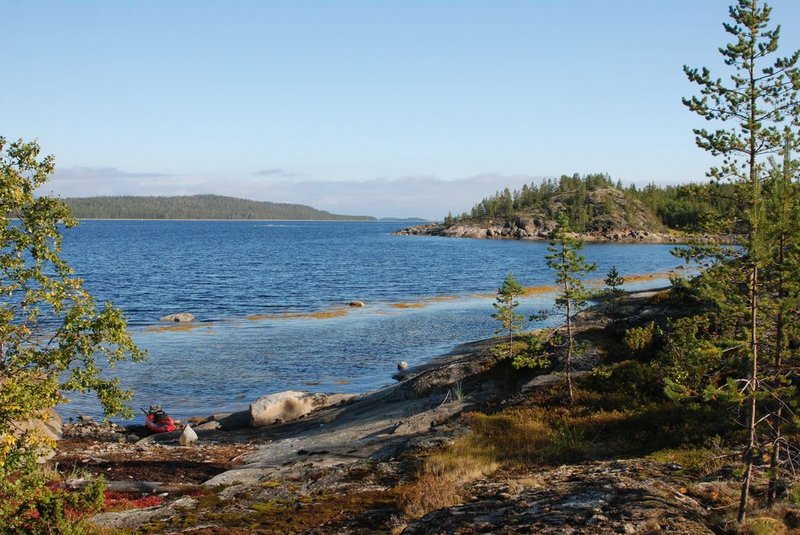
xmin=63 ymin=194 xmax=375 ymax=220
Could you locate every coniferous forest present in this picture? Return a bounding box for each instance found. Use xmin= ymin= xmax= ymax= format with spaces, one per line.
xmin=63 ymin=194 xmax=375 ymax=220
xmin=444 ymin=173 xmax=738 ymax=232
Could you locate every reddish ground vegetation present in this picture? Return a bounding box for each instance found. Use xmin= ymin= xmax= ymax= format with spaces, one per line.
xmin=54 ymin=438 xmax=256 ymax=484
xmin=103 ymin=491 xmax=166 ymax=511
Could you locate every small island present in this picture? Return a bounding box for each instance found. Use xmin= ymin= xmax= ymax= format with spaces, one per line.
xmin=397 ymin=173 xmax=730 ymax=243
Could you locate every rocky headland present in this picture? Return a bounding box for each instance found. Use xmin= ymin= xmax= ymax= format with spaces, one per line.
xmin=395 ymin=219 xmax=691 ymax=243
xmin=395 ymin=185 xmax=729 ymax=244
xmin=50 ymin=290 xmax=782 ymax=533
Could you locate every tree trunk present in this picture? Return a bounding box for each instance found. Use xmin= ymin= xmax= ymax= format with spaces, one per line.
xmin=565 ymin=284 xmax=574 ymax=405
xmin=767 ymin=405 xmax=783 ymax=506
xmin=737 ymin=266 xmax=759 ymax=524
xmin=768 ymin=229 xmax=787 ymax=507
xmin=510 ymin=297 xmax=514 ymax=359
xmin=738 ymin=18 xmax=761 ymax=521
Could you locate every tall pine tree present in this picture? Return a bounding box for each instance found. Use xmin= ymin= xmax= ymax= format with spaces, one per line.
xmin=762 ymin=131 xmax=800 ymax=506
xmin=545 ymin=214 xmax=596 ymax=404
xmin=683 ymin=0 xmax=800 ymax=522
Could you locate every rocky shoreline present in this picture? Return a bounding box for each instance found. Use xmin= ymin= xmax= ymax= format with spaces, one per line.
xmin=395 ymin=220 xmax=720 ymax=244
xmin=52 ymin=290 xmax=735 ymax=533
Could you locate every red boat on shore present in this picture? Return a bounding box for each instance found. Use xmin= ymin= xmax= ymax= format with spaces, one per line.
xmin=143 ymin=406 xmax=175 ymax=434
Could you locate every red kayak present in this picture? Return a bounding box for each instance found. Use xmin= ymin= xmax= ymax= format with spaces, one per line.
xmin=144 ymin=406 xmax=175 ymax=433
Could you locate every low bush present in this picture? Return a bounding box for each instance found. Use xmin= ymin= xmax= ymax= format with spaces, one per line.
xmin=0 ymin=467 xmax=106 ymax=534
xmin=623 ymin=321 xmax=658 ymax=357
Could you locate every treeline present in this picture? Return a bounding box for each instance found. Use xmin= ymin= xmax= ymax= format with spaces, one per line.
xmin=445 ymin=172 xmax=736 ymax=232
xmin=63 ymin=194 xmax=375 ymax=221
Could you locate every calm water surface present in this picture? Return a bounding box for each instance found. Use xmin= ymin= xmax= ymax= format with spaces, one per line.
xmin=59 ymin=221 xmax=686 ymax=420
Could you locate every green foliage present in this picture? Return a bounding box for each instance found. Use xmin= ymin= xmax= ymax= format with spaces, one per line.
xmin=64 ymin=194 xmax=375 ymax=220
xmin=586 ymin=360 xmax=663 ymax=409
xmin=0 ymin=467 xmax=105 ymax=534
xmin=623 ymin=321 xmax=657 ymax=357
xmin=511 ymin=331 xmax=554 ymax=370
xmin=491 ymin=272 xmax=525 ymax=359
xmin=603 ymin=265 xmax=625 ymax=296
xmin=0 ymin=137 xmax=144 ymax=530
xmin=546 ymin=215 xmax=597 ymax=315
xmin=544 ymin=215 xmax=597 ymax=403
xmin=683 ymin=0 xmax=800 ymax=522
xmin=445 ymin=172 xmax=738 ymax=233
xmin=656 ymin=315 xmax=725 ymax=400
xmin=647 ymin=446 xmax=725 ymax=477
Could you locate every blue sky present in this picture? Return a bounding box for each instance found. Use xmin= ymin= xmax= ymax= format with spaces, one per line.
xmin=3 ymin=1 xmax=800 ymax=219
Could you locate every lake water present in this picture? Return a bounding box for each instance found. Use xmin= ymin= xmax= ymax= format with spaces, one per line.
xmin=59 ymin=221 xmax=687 ymax=420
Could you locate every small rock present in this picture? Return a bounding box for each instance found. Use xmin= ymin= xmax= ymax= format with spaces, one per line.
xmin=215 ymin=410 xmax=251 ymax=431
xmin=159 ymin=312 xmax=195 ymax=323
xmin=194 ymin=420 xmax=221 ymax=431
xmin=179 ymin=425 xmax=198 ymax=446
xmin=171 ymin=497 xmax=198 ymax=511
xmin=587 ymin=514 xmax=609 ymax=526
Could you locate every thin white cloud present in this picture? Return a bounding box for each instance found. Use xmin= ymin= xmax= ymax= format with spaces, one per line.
xmin=253 ymin=168 xmax=303 ymax=178
xmin=47 ymin=166 xmax=188 ymax=197
xmin=55 ymin=166 xmax=173 ymax=179
xmin=44 ymin=167 xmax=541 ymax=220
xmin=233 ymin=173 xmax=539 ymax=220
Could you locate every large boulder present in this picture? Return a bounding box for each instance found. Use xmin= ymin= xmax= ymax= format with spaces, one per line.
xmin=38 ymin=407 xmax=63 ymax=441
xmin=248 ymin=391 xmax=354 ymax=427
xmin=13 ymin=408 xmax=62 ymax=462
xmin=159 ymin=312 xmax=195 ymax=323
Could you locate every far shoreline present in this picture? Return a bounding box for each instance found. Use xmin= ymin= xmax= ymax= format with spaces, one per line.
xmin=71 ymin=218 xmax=423 ymax=222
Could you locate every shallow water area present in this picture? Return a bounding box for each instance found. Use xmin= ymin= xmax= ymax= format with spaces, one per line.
xmin=59 ymin=221 xmax=689 ymax=421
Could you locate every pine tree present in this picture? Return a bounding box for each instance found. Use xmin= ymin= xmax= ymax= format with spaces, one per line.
xmin=492 ymin=272 xmax=525 ymax=359
xmin=683 ymin=0 xmax=800 ymax=522
xmin=762 ymin=130 xmax=800 ymax=506
xmin=604 ymin=265 xmax=625 ymax=296
xmin=546 ymin=214 xmax=596 ymax=404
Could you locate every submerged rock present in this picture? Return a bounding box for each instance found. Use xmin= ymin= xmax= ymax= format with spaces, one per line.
xmin=159 ymin=312 xmax=195 ymax=323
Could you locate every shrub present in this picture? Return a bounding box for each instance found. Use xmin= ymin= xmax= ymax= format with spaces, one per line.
xmin=623 ymin=321 xmax=657 ymax=357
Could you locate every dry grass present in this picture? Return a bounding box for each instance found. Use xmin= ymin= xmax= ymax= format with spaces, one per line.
xmin=648 ymin=447 xmax=729 ymax=477
xmin=398 ymin=360 xmax=745 ymax=522
xmin=398 ymin=439 xmax=499 ymax=518
xmin=398 ymin=408 xmax=595 ymax=519
xmin=747 ymin=516 xmax=788 ymax=535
